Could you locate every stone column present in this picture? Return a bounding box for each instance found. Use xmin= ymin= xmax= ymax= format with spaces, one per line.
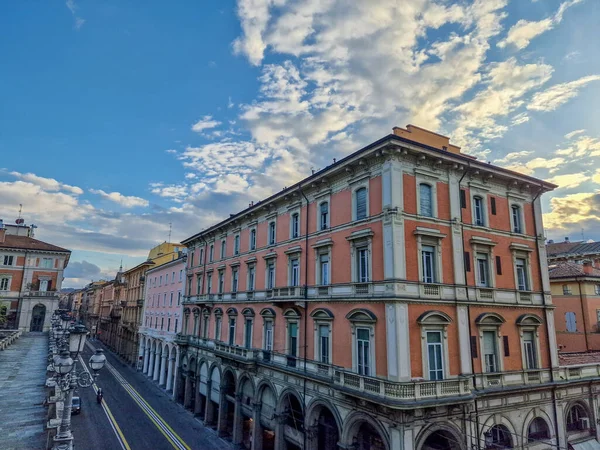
xmin=205 ymin=379 xmax=215 ymax=425
xmin=251 ymin=402 xmax=263 ymax=450
xmin=147 ymin=347 xmax=155 ymax=378
xmin=172 ymin=351 xmax=180 ymax=400
xmin=153 ymin=349 xmax=161 ymax=381
xmin=166 ymin=356 xmax=175 ymax=392
xmin=183 ymin=373 xmax=193 ymax=409
xmin=143 ymin=347 xmax=150 ymax=374
xmin=194 ymin=376 xmax=203 ymax=416
xmin=274 ymin=413 xmax=286 ymax=450
xmin=217 ymin=388 xmax=228 ymax=437
xmin=232 ymin=393 xmax=244 ymax=447
xmin=159 ymin=353 xmax=167 ymax=387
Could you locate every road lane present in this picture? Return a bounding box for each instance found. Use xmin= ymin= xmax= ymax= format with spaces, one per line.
xmin=78 ymin=340 xmax=229 ymax=450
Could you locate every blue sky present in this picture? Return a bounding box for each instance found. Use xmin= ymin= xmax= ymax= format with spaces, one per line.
xmin=1 ymin=0 xmax=599 ymax=287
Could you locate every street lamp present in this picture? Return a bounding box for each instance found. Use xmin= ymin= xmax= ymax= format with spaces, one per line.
xmin=51 ymin=324 xmax=106 ymax=450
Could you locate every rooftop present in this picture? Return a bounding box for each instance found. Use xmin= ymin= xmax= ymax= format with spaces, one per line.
xmin=548 ymin=261 xmax=600 ymax=279
xmin=548 ymin=241 xmax=600 ymax=259
xmin=0 ymin=234 xmax=70 ymax=253
xmin=559 ymin=352 xmax=600 ymax=366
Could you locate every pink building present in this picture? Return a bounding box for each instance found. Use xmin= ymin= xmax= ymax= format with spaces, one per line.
xmin=139 ymin=254 xmax=186 ymax=395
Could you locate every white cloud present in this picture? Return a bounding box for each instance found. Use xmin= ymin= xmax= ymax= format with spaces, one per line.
xmin=511 ymin=113 xmax=530 ymax=126
xmin=149 ymin=183 xmax=189 ymax=202
xmin=504 ymin=157 xmax=566 ymax=176
xmin=493 ymin=150 xmax=534 ymax=164
xmin=565 ymin=129 xmax=586 ymax=139
xmin=498 ymin=0 xmax=582 ymax=50
xmin=9 ymin=171 xmax=84 ymax=195
xmin=191 ymin=115 xmax=222 ymax=133
xmin=544 ymin=192 xmax=600 ymax=232
xmin=546 ymin=173 xmax=591 ymax=189
xmin=89 ymin=189 xmax=149 ymax=208
xmin=528 ymin=75 xmax=600 ymax=111
xmin=65 ymin=0 xmax=85 ymax=30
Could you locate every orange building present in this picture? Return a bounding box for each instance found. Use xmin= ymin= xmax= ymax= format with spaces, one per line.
xmin=176 ymin=126 xmax=600 ymax=450
xmin=550 ymin=260 xmax=600 ymax=353
xmin=0 ymin=220 xmax=70 ymax=332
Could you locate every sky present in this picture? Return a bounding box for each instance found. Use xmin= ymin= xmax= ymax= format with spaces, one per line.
xmin=1 ymin=0 xmax=599 ymax=288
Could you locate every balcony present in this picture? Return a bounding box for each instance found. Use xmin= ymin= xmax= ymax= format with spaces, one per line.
xmin=26 ymin=291 xmax=58 ymax=298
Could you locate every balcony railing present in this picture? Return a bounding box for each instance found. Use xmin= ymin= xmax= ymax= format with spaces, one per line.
xmin=182 ymin=281 xmax=542 ymax=305
xmin=27 ymin=291 xmax=58 ymax=297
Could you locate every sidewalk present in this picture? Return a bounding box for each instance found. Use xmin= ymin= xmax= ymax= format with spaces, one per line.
xmin=0 ymin=332 xmax=49 ymax=450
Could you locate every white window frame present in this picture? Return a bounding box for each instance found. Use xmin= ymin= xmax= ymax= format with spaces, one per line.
xmin=348 ymin=231 xmax=373 ymax=284
xmin=0 ymin=276 xmax=11 ymax=291
xmin=249 ymin=227 xmax=257 ymax=251
xmin=418 ymin=311 xmax=452 ymax=381
xmin=284 ymin=309 xmax=301 ymax=358
xmin=347 ymin=309 xmax=377 ymax=376
xmin=231 ymin=266 xmax=239 ymax=293
xmin=476 ymin=314 xmax=506 ymax=373
xmin=242 ymin=309 xmax=254 ymax=349
xmin=209 ymin=244 xmax=214 ymax=262
xmin=206 ymin=272 xmax=212 ymax=294
xmin=318 ymin=200 xmax=330 ymax=231
xmin=290 ymin=211 xmax=300 ymax=239
xmin=220 ymin=239 xmax=227 ymax=260
xmin=234 ymin=234 xmax=240 ymax=256
xmin=42 ymin=257 xmax=53 ymax=269
xmin=311 ymin=309 xmax=334 ymax=364
xmin=247 ymin=264 xmax=256 ymax=291
xmin=227 ymin=311 xmax=237 ymax=346
xmin=313 ymin=242 xmax=333 ymax=286
xmin=472 ymin=193 xmax=487 ymax=227
xmin=415 ymin=230 xmax=445 ymax=285
xmin=2 ymin=255 xmax=14 ymax=266
xmin=515 ymin=257 xmax=529 ymax=291
xmin=416 ymin=179 xmax=437 ymax=218
xmin=214 ymin=312 xmax=222 ymax=341
xmin=265 ymin=258 xmax=276 ymax=289
xmin=517 ymin=315 xmax=543 ymax=370
xmin=268 ymin=220 xmax=276 ymax=246
xmin=511 ymin=204 xmax=524 ymax=234
xmin=352 ymin=183 xmax=369 ymax=222
xmin=218 ymin=270 xmax=225 ymax=294
xmin=261 ymin=309 xmax=276 ymax=351
xmin=289 ymin=256 xmax=301 ymax=287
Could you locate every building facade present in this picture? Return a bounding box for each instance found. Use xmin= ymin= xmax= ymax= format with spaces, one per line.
xmin=0 ymin=220 xmax=71 ymax=332
xmin=139 ymin=255 xmax=186 ymax=395
xmin=550 ymin=260 xmax=600 ymax=353
xmin=97 ymin=242 xmax=183 ymax=367
xmin=169 ymin=126 xmax=600 ymax=450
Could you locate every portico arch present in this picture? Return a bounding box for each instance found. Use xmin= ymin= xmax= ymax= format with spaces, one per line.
xmin=416 ymin=422 xmax=465 ymax=450
xmin=342 ymin=412 xmax=389 ymax=450
xmin=306 ymin=399 xmax=342 ymax=450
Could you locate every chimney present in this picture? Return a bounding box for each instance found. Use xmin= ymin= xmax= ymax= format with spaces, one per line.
xmin=583 ymin=260 xmax=594 ymax=275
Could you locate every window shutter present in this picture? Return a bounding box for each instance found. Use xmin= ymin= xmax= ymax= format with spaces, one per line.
xmin=464 ymin=252 xmax=471 ymax=272
xmin=496 ymin=256 xmax=502 ymax=275
xmin=460 ymin=189 xmax=467 ymax=208
xmin=470 ymin=336 xmax=478 ymax=358
xmin=503 ymin=335 xmax=510 ymax=357
xmin=356 ymin=188 xmax=367 ymax=219
xmin=490 ymin=197 xmax=497 ymax=215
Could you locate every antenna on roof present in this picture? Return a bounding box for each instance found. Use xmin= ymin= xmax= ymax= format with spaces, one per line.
xmin=18 ymin=204 xmax=22 ymax=220
xmin=168 ymin=222 xmax=172 ymax=243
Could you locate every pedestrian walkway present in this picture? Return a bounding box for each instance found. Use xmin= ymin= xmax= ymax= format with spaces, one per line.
xmin=0 ymin=332 xmax=49 ymax=450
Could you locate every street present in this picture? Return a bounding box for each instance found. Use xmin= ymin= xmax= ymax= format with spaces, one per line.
xmin=70 ymin=340 xmax=230 ymax=450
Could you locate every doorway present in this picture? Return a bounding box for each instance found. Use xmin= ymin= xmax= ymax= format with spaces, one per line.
xmin=30 ymin=304 xmax=46 ymax=332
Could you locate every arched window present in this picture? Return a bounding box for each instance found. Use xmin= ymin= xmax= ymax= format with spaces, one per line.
xmin=511 ymin=205 xmax=522 ymax=233
xmin=566 ymin=404 xmax=589 ymax=432
xmin=419 ymin=183 xmax=433 ymax=217
xmin=355 ymin=187 xmax=367 ymax=220
xmin=485 ymin=425 xmax=512 ymax=449
xmin=528 ymin=417 xmax=550 ymax=442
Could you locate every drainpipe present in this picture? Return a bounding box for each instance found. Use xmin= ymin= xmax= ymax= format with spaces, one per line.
xmin=532 ymin=186 xmax=561 ymax=448
xmin=457 ymin=162 xmax=480 ymax=450
xmin=298 ymin=185 xmax=310 ymax=450
xmin=576 ymin=277 xmax=590 ymax=352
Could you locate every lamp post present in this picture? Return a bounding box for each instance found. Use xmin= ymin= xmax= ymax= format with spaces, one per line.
xmin=51 ymin=322 xmax=106 ymax=450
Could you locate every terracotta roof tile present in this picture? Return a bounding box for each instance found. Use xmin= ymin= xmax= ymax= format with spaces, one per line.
xmin=548 ymin=261 xmax=600 ymax=279
xmin=559 ymin=352 xmax=600 ymax=366
xmin=0 ymin=235 xmax=70 ymax=253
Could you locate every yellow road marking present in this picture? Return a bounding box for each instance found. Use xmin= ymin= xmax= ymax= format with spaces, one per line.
xmin=94 ymin=384 xmax=132 ymax=450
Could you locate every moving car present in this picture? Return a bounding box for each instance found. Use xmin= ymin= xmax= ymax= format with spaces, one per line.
xmin=71 ymin=396 xmax=81 ymax=415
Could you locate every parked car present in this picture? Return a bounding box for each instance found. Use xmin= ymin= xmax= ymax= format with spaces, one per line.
xmin=71 ymin=396 xmax=81 ymax=415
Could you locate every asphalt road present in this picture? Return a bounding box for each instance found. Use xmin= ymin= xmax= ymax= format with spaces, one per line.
xmin=70 ymin=340 xmax=230 ymax=450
